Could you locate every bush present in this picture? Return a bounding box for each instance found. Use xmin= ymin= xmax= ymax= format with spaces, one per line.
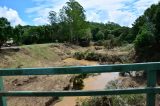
xmin=94 ymin=31 xmax=105 ymax=41
xmin=72 ymin=74 xmax=88 ymax=90
xmin=74 ymin=52 xmax=86 ymax=60
xmin=104 ymin=37 xmax=123 ymax=49
xmin=85 ymin=52 xmax=101 ymax=61
xmin=74 ymin=51 xmax=127 ymax=63
xmin=74 ymin=51 xmax=106 ymax=62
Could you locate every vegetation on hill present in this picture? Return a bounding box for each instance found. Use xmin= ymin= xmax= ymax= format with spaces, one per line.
xmin=0 ymin=0 xmax=132 ymax=48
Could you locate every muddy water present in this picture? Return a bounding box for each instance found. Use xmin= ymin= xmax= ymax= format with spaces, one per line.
xmin=83 ymin=72 xmax=118 ymax=90
xmin=55 ymin=58 xmax=119 ymax=106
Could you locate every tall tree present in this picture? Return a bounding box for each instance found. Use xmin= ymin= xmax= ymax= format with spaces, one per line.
xmin=48 ymin=0 xmax=91 ymax=45
xmin=63 ymin=0 xmax=89 ymax=43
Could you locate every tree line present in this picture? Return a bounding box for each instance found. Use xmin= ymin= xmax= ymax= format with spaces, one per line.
xmin=0 ymin=0 xmax=133 ymax=48
xmin=1 ymin=0 xmax=160 ymax=55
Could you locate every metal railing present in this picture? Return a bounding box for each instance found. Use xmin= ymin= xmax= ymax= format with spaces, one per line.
xmin=0 ymin=62 xmax=160 ymax=106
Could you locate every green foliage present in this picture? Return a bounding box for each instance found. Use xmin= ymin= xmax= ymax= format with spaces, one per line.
xmin=48 ymin=0 xmax=91 ymax=45
xmin=13 ymin=25 xmax=23 ymax=45
xmin=78 ymin=28 xmax=92 ymax=46
xmin=89 ymin=22 xmax=131 ymax=43
xmin=74 ymin=51 xmax=125 ymax=63
xmin=132 ymin=16 xmax=146 ymax=40
xmin=72 ymin=74 xmax=87 ymax=90
xmin=106 ymin=34 xmax=114 ymax=40
xmin=0 ymin=1 xmax=132 ymax=46
xmin=104 ymin=37 xmax=123 ymax=49
xmin=0 ymin=17 xmax=13 ymax=48
xmin=105 ymin=22 xmax=121 ymax=30
xmin=132 ymin=2 xmax=160 ymax=56
xmin=74 ymin=52 xmax=85 ymax=60
xmin=62 ymin=0 xmax=90 ymax=43
xmin=94 ymin=31 xmax=105 ymax=41
xmin=134 ymin=24 xmax=155 ymax=51
xmin=73 ymin=51 xmax=105 ymax=62
xmin=78 ymin=28 xmax=92 ymax=40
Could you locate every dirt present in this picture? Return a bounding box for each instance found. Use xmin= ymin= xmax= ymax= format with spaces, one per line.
xmin=63 ymin=58 xmax=98 ymax=66
xmin=5 ymin=75 xmax=73 ymax=106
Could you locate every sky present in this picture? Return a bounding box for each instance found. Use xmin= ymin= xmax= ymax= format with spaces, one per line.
xmin=0 ymin=0 xmax=159 ymax=27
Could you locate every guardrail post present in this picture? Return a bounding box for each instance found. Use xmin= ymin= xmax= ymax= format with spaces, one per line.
xmin=147 ymin=70 xmax=157 ymax=106
xmin=0 ymin=77 xmax=7 ymax=106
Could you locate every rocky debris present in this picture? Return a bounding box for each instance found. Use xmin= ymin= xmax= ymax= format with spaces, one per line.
xmin=45 ymin=97 xmax=60 ymax=106
xmin=11 ymin=76 xmax=38 ymax=87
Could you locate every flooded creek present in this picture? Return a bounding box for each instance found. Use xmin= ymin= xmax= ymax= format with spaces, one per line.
xmin=55 ymin=58 xmax=119 ymax=106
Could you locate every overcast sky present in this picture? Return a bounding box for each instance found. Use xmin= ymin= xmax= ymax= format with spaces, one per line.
xmin=0 ymin=0 xmax=159 ymax=27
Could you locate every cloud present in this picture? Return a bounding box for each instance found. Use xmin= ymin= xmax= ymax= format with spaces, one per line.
xmin=26 ymin=0 xmax=66 ymax=25
xmin=0 ymin=6 xmax=26 ymax=26
xmin=33 ymin=17 xmax=49 ymax=25
xmin=133 ymin=0 xmax=159 ymax=16
xmin=77 ymin=0 xmax=159 ymax=26
xmin=26 ymin=0 xmax=159 ymax=26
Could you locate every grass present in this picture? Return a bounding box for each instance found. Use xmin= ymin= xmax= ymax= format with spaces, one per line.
xmin=0 ymin=43 xmax=61 ymax=68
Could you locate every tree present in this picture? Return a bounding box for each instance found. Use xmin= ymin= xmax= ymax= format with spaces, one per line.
xmin=132 ymin=2 xmax=160 ymax=54
xmin=48 ymin=0 xmax=91 ymax=45
xmin=63 ymin=0 xmax=89 ymax=43
xmin=134 ymin=19 xmax=156 ymax=51
xmin=48 ymin=11 xmax=57 ymax=25
xmin=0 ymin=17 xmax=13 ymax=48
xmin=13 ymin=24 xmax=24 ymax=45
xmin=78 ymin=28 xmax=92 ymax=46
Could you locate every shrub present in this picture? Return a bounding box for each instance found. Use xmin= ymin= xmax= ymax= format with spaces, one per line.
xmin=74 ymin=51 xmax=127 ymax=63
xmin=72 ymin=74 xmax=88 ymax=90
xmin=85 ymin=52 xmax=100 ymax=61
xmin=104 ymin=37 xmax=123 ymax=49
xmin=94 ymin=31 xmax=105 ymax=41
xmin=74 ymin=52 xmax=85 ymax=60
